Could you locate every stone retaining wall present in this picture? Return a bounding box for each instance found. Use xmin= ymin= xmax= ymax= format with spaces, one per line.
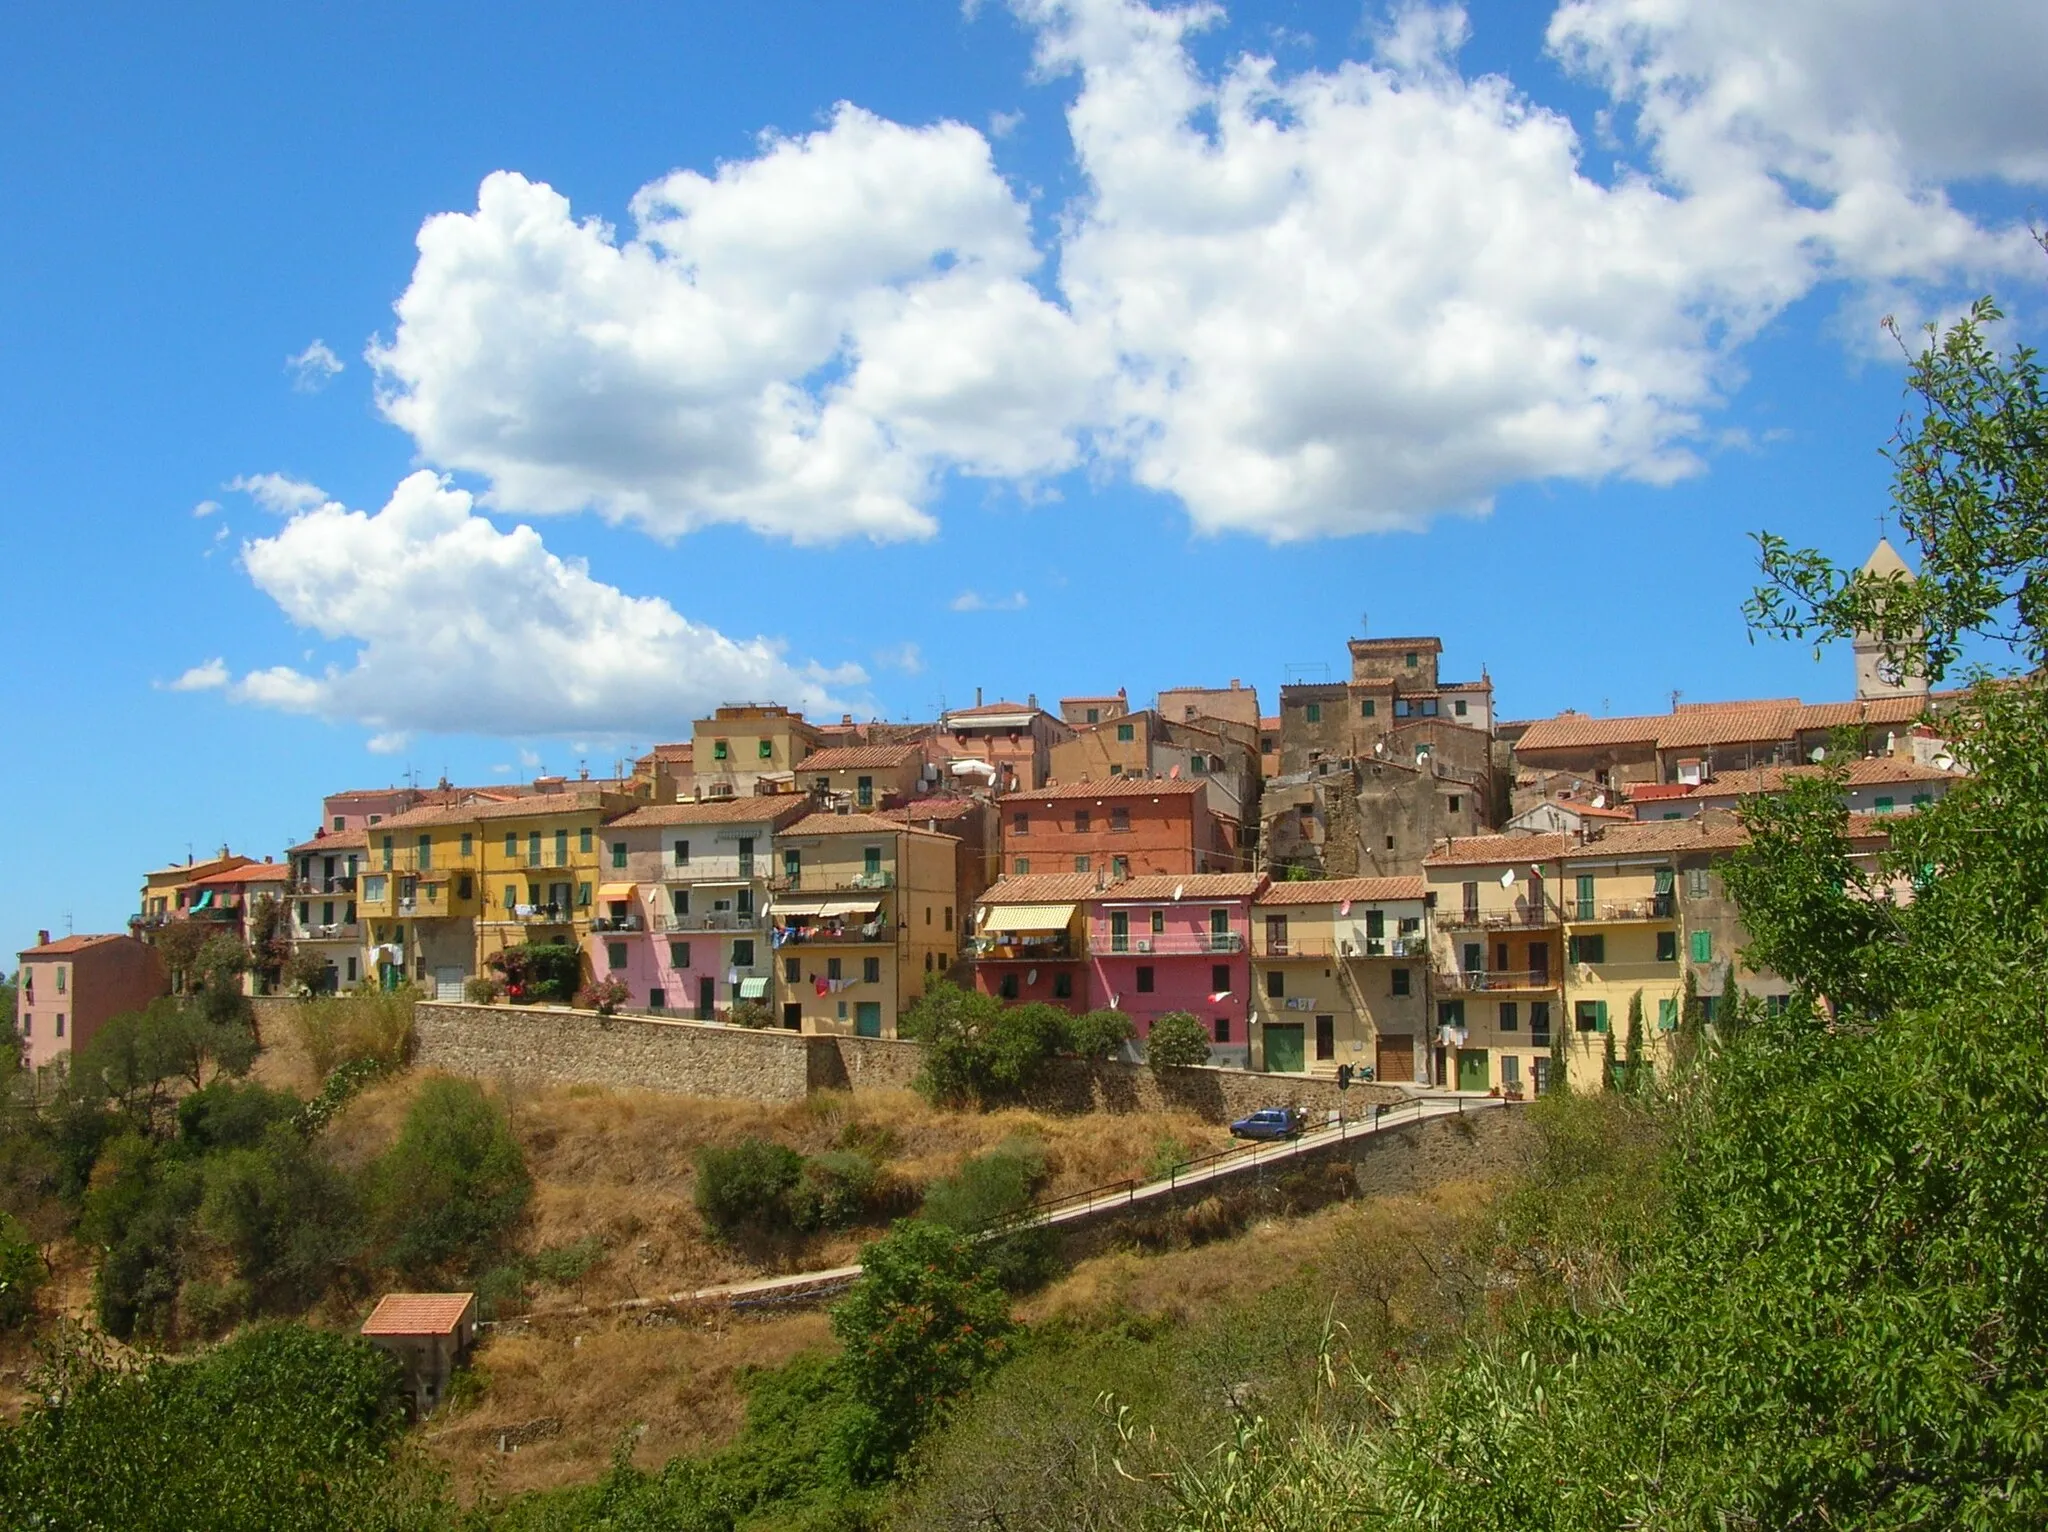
xmin=412 ymin=1000 xmax=1420 ymax=1122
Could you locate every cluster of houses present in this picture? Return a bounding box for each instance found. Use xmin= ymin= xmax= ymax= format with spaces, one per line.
xmin=17 ymin=542 xmax=1966 ymax=1092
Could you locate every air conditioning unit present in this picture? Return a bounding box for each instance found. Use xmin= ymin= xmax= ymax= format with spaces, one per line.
xmin=1135 ymin=939 xmax=1153 ymax=953
xmin=1338 ymin=940 xmax=1354 ymax=957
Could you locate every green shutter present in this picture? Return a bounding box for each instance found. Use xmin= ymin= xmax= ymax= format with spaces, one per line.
xmin=1595 ymin=1000 xmax=1609 ymax=1033
xmin=1657 ymin=997 xmax=1678 ymax=1032
xmin=1690 ymin=930 xmax=1712 ymax=963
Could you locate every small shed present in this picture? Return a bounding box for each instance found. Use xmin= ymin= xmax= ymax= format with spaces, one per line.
xmin=360 ymin=1291 xmax=478 ymax=1417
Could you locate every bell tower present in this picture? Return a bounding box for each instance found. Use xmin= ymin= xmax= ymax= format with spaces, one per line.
xmin=1852 ymin=538 xmax=1929 ymax=701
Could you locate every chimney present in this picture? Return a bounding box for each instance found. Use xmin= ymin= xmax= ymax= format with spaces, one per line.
xmin=1027 ymin=692 xmax=1038 ymax=710
xmin=37 ymin=930 xmax=49 ymax=947
xmin=976 ymin=686 xmax=983 ymax=707
xmin=1230 ymin=678 xmax=1240 ymax=689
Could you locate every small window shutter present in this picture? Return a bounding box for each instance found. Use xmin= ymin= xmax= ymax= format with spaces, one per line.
xmin=1690 ymin=930 xmax=1711 ymax=963
xmin=1595 ymin=1000 xmax=1609 ymax=1033
xmin=1657 ymin=997 xmax=1678 ymax=1031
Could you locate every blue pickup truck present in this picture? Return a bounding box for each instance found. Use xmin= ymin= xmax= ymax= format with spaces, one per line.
xmin=1228 ymin=1107 xmax=1305 ymax=1141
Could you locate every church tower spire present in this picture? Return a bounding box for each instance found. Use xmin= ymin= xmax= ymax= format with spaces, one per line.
xmin=1852 ymin=537 xmax=1929 ymax=701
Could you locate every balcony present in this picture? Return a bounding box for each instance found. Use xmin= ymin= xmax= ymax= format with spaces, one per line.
xmin=769 ymin=870 xmax=895 ymax=893
xmin=513 ymin=905 xmax=576 ymax=926
xmin=288 ymin=875 xmax=358 ymax=896
xmin=1103 ymin=931 xmax=1243 ymax=957
xmin=1569 ymin=895 xmax=1676 ymax=923
xmin=1439 ymin=968 xmax=1560 ymax=993
xmin=591 ymin=914 xmax=646 ymax=933
xmin=295 ymin=922 xmax=361 ymax=942
xmin=1439 ymin=903 xmax=1563 ymax=931
xmin=129 ymin=912 xmax=170 ymax=931
xmin=971 ymin=934 xmax=1075 ymax=961
xmin=656 ymin=911 xmax=764 ymax=933
xmin=778 ymin=922 xmax=890 ymax=946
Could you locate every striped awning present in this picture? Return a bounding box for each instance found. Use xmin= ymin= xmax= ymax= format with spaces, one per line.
xmin=596 ymin=882 xmax=638 ymax=899
xmin=978 ymin=902 xmax=1077 ymax=933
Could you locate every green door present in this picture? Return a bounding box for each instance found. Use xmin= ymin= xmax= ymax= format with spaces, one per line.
xmin=1265 ymin=1023 xmax=1305 ymax=1073
xmin=1456 ymin=1048 xmax=1490 ymax=1092
xmin=855 ymin=1002 xmax=882 ymax=1038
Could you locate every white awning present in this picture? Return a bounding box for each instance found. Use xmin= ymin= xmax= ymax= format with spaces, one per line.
xmin=772 ymin=898 xmax=838 ymax=918
xmin=821 ymin=897 xmax=883 ymax=919
xmin=979 ymin=902 xmax=1077 ymax=933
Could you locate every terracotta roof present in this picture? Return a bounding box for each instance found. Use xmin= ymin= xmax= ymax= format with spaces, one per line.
xmin=645 ymin=742 xmax=695 ymax=762
xmin=1424 ymin=832 xmax=1574 ymax=868
xmin=1575 ymin=803 xmax=1636 ymax=821
xmin=1060 ymin=693 xmax=1126 ymax=705
xmin=796 ymin=743 xmax=924 ymax=771
xmin=144 ymin=854 xmax=253 ymax=881
xmin=1649 ymin=704 xmax=1805 ymax=750
xmin=610 ymin=798 xmax=810 ymax=829
xmin=1255 ymin=876 xmax=1425 ymax=906
xmin=1694 ymin=756 xmax=1958 ymax=798
xmin=1100 ymin=873 xmax=1267 ymax=900
xmin=288 ymin=828 xmax=368 ymax=854
xmin=779 ymin=812 xmax=959 ymax=841
xmin=1519 ymin=694 xmax=1938 ymax=755
xmin=373 ymin=791 xmax=616 ymax=830
xmin=977 ymin=873 xmax=1104 ymax=904
xmin=943 ymin=701 xmax=1040 ymax=719
xmin=360 ymin=1292 xmax=474 ymax=1337
xmin=1564 ymin=819 xmax=1749 ymax=857
xmin=1515 ymin=714 xmax=1665 ymax=751
xmin=1844 ymin=813 xmax=1900 ymax=842
xmin=1260 ymin=717 xmax=1281 ymax=732
xmin=186 ymin=861 xmax=290 ymax=886
xmin=21 ymin=933 xmax=134 ymax=958
xmin=1792 ymin=696 xmax=1930 ymax=729
xmin=1627 ymin=783 xmax=1697 ymax=802
xmin=888 ymin=797 xmax=980 ymax=821
xmin=1348 ymin=635 xmax=1443 ymax=650
xmin=1000 ymin=778 xmax=1205 ymax=802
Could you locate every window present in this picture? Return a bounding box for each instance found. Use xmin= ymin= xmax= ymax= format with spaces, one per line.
xmin=671 ymin=887 xmax=690 ymax=917
xmin=1454 ymin=699 xmax=1468 ymax=717
xmin=1912 ymin=793 xmax=1932 ymax=808
xmin=1575 ymin=1000 xmax=1607 ymax=1032
xmin=1437 ymin=998 xmax=1465 ymax=1027
xmin=1690 ymin=930 xmax=1712 ymax=963
xmin=1151 ymin=909 xmax=1165 ymax=934
xmin=576 ymin=827 xmax=590 ymax=854
xmin=1447 ymin=794 xmax=1462 ymax=814
xmin=1074 ymin=808 xmax=1091 ymax=832
xmin=925 ymin=906 xmax=932 ymax=926
xmin=1014 ymin=858 xmax=1031 ymax=874
xmin=1421 ymin=698 xmax=1439 ymax=717
xmin=1265 ymin=970 xmax=1285 ymax=999
xmin=1110 ymin=807 xmax=1130 ymax=832
xmin=460 ymin=832 xmax=473 ymax=857
xmin=1685 ymin=867 xmax=1710 ymax=899
xmin=1575 ymin=874 xmax=1595 ymax=919
xmin=1116 ymin=722 xmax=1135 ymax=742
xmin=1111 ymin=856 xmax=1129 ymax=879
xmin=527 ymin=831 xmax=542 ymax=867
xmin=1404 ymin=651 xmax=1418 ymax=668
xmin=1085 ymin=708 xmax=1100 ymax=724
xmin=1190 ymin=755 xmax=1207 ymax=774
xmin=1529 ymin=1001 xmax=1552 ymax=1044
xmin=505 ymin=831 xmax=518 ymax=859
xmin=1214 ymin=1017 xmax=1231 ymax=1042
xmin=381 ymin=834 xmax=394 ymax=870
xmin=1212 ymin=964 xmax=1230 ymax=993
xmin=1109 ymin=764 xmax=1123 ymax=776
xmin=1498 ymin=1001 xmax=1518 ymax=1031
xmin=732 ymin=938 xmax=756 ymax=967
xmin=1656 ymin=930 xmax=1678 ymax=962
xmin=783 ymin=849 xmax=801 ymax=885
xmin=1304 ymin=702 xmax=1321 ymax=723
xmin=783 ymin=956 xmax=799 ymax=982
xmin=1394 ymin=699 xmax=1411 ymax=718
xmin=1462 ymin=942 xmax=1483 ymax=974
xmin=856 ymin=775 xmax=873 ymax=808
xmin=1391 ymin=967 xmax=1411 ymax=996
xmin=54 ymin=967 xmax=66 ymax=995
xmin=863 ymin=846 xmax=882 ymax=879
xmin=759 ymin=738 xmax=774 ymax=760
xmin=1873 ymin=795 xmax=1895 ymax=813
xmin=607 ymin=942 xmax=628 ymax=971
xmin=577 ymin=882 xmax=592 ymax=908
xmin=504 ymin=883 xmax=519 ymax=910
xmin=713 ymin=739 xmax=728 ymax=760
xmin=648 ymin=988 xmax=666 ymax=1011
xmin=1136 ymin=966 xmax=1156 ymax=993
xmin=1012 ymin=812 xmax=1029 ymax=836
xmin=55 ymin=1014 xmax=64 ymax=1037
xmin=862 ymin=956 xmax=881 ymax=984
xmin=827 ymin=957 xmax=843 ymax=981
xmin=333 ymin=815 xmax=345 ymax=831
xmin=671 ymin=941 xmax=692 ymax=967
xmin=1462 ymin=882 xmax=1480 ymax=920
xmin=1110 ymin=910 xmax=1129 ymax=951
xmin=611 ymin=841 xmax=627 ymax=870
xmin=1567 ymin=933 xmax=1605 ymax=963
xmin=1210 ymin=908 xmax=1229 ymax=944
xmin=1360 ymin=698 xmax=1375 ymax=718
xmin=556 ymin=829 xmax=570 ymax=865
xmin=346 ymin=958 xmax=358 ymax=982
xmin=1074 ymin=855 xmax=1091 ymax=872
xmin=1000 ymin=972 xmax=1019 ymax=1000
xmin=1053 ymin=972 xmax=1073 ymax=999
xmin=1658 ymin=997 xmax=1679 ymax=1031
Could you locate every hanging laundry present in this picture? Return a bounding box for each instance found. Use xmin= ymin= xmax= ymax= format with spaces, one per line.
xmin=815 ymin=976 xmax=829 ymax=996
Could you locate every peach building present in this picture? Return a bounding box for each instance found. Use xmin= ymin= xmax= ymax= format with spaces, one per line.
xmin=15 ymin=932 xmax=166 ymax=1074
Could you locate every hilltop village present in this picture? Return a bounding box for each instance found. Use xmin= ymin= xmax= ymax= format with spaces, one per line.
xmin=21 ymin=541 xmax=1961 ymax=1095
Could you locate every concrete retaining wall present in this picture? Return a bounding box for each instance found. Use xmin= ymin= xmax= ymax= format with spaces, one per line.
xmin=411 ymin=1000 xmax=1420 ymax=1122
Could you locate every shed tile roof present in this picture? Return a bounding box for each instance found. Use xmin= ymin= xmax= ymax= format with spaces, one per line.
xmin=795 ymin=743 xmax=924 ymax=771
xmin=1627 ymin=783 xmax=1697 ymax=802
xmin=288 ymin=828 xmax=368 ymax=855
xmin=1424 ymin=832 xmax=1575 ymax=868
xmin=1254 ymin=876 xmax=1426 ymax=906
xmin=1694 ymin=756 xmax=1959 ymax=798
xmin=1517 ymin=694 xmax=1937 ymax=755
xmin=1562 ymin=819 xmax=1750 ymax=857
xmin=371 ymin=792 xmax=616 ymax=830
xmin=779 ymin=812 xmax=959 ymax=840
xmin=360 ymin=1292 xmax=475 ymax=1337
xmin=1100 ymin=873 xmax=1267 ymax=900
xmin=943 ymin=701 xmax=1042 ymax=719
xmin=888 ymin=797 xmax=979 ymax=821
xmin=21 ymin=933 xmax=134 ymax=958
xmin=610 ymin=798 xmax=811 ymax=829
xmin=1000 ymin=778 xmax=1205 ymax=802
xmin=186 ymin=861 xmax=290 ymax=886
xmin=977 ymin=873 xmax=1105 ymax=904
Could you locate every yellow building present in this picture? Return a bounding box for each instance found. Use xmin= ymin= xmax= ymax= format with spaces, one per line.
xmin=794 ymin=742 xmax=928 ymax=811
xmin=136 ymin=851 xmax=253 ymax=930
xmin=1557 ymin=823 xmax=1691 ymax=1083
xmin=1250 ymin=878 xmax=1430 ymax=1082
xmin=770 ymin=812 xmax=960 ymax=1036
xmin=691 ymin=705 xmax=824 ymax=799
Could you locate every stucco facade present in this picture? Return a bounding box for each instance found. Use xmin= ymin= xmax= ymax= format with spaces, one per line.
xmin=1250 ymin=878 xmax=1430 ymax=1082
xmin=16 ymin=933 xmax=166 ymax=1074
xmin=999 ymin=778 xmax=1224 ymax=880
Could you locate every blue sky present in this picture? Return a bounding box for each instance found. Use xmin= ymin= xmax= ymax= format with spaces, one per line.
xmin=5 ymin=0 xmax=2044 ymax=952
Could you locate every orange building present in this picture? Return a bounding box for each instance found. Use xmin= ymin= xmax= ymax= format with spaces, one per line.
xmin=998 ymin=778 xmax=1228 ymax=880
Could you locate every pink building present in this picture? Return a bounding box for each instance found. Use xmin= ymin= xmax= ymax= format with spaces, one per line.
xmin=582 ymin=798 xmax=809 ymax=1019
xmin=1082 ymin=874 xmax=1267 ymax=1047
xmin=16 ymin=932 xmax=166 ymax=1074
xmin=936 ymin=701 xmax=1075 ymax=793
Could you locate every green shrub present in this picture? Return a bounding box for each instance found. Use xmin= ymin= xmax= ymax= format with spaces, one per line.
xmin=900 ymin=982 xmax=1071 ymax=1105
xmin=1144 ymin=1011 xmax=1212 ymax=1069
xmin=1063 ymin=1007 xmax=1136 ymax=1060
xmin=787 ymin=1150 xmax=901 ymax=1233
xmin=290 ymin=991 xmax=415 ymax=1077
xmin=198 ymin=1125 xmax=361 ymax=1313
xmin=727 ymin=998 xmax=777 ymax=1029
xmin=365 ymin=1078 xmax=529 ymax=1282
xmin=463 ymin=976 xmax=503 ymax=1005
xmin=176 ymin=1079 xmax=302 ymax=1154
xmin=920 ymin=1143 xmax=1057 ymax=1291
xmin=693 ymin=1138 xmax=803 ymax=1235
xmin=0 ymin=1211 xmax=44 ymax=1330
xmin=527 ymin=1234 xmax=607 ymax=1286
xmin=574 ymin=976 xmax=630 ymax=1016
xmin=489 ymin=942 xmax=583 ymax=1003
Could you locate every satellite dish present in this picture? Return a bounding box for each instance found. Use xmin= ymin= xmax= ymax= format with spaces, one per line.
xmin=1172 ymin=883 xmax=1185 ymax=900
xmin=1026 ymin=968 xmax=1038 ymax=986
xmin=1499 ymin=868 xmax=1515 ymax=888
xmin=1810 ymin=746 xmax=1827 ymax=762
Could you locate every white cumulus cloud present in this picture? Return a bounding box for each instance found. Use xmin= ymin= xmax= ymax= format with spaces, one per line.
xmin=370 ymin=106 xmax=1103 ymax=544
xmin=950 ymin=589 xmax=1028 ymax=612
xmin=286 ymin=339 xmax=345 ymax=392
xmin=218 ymin=470 xmax=865 ymax=739
xmin=192 ymin=499 xmax=221 ymax=519
xmin=163 ymin=658 xmax=229 ymax=692
xmin=231 ymin=472 xmax=333 ymax=516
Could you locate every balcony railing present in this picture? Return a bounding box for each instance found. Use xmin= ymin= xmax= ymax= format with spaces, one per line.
xmin=654 ymin=911 xmax=763 ymax=933
xmin=1102 ymin=931 xmax=1243 ymax=957
xmin=769 ymin=871 xmax=896 ymax=893
xmin=295 ymin=922 xmax=361 ymax=941
xmin=288 ymin=875 xmax=359 ymax=896
xmin=1439 ymin=903 xmax=1563 ymax=931
xmin=513 ymin=905 xmax=576 ymax=925
xmin=1438 ymin=969 xmax=1560 ymax=993
xmin=1569 ymin=895 xmax=1677 ymax=923
xmin=971 ymin=934 xmax=1075 ymax=960
xmin=591 ymin=915 xmax=645 ymax=933
xmin=778 ymin=922 xmax=890 ymax=946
